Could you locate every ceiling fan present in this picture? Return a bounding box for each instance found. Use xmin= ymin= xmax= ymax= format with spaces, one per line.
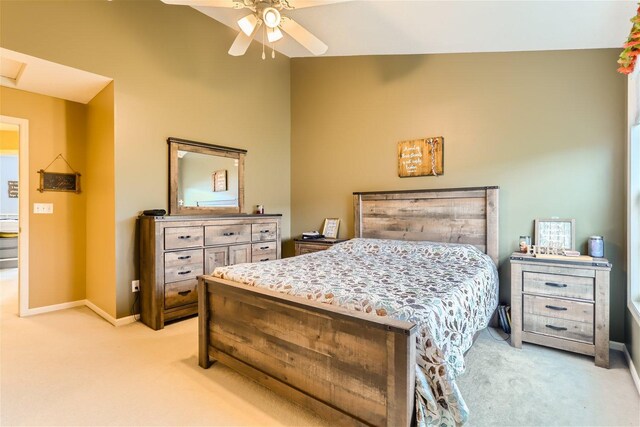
xmin=161 ymin=0 xmax=349 ymax=57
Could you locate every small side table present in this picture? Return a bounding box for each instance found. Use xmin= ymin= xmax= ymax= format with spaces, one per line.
xmin=510 ymin=253 xmax=611 ymax=368
xmin=294 ymin=238 xmax=348 ymax=256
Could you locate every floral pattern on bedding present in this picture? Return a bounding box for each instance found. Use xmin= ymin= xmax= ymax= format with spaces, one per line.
xmin=214 ymin=238 xmax=498 ymax=426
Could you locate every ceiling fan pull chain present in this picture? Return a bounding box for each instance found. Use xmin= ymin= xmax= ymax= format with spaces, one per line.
xmin=262 ymin=22 xmax=266 ymax=60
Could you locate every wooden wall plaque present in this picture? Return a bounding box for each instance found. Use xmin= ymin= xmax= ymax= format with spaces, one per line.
xmin=398 ymin=137 xmax=444 ymax=177
xmin=37 ymin=170 xmax=81 ymax=193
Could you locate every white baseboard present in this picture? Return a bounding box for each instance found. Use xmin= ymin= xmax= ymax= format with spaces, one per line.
xmin=21 ymin=299 xmax=85 ymax=316
xmin=22 ymin=298 xmax=138 ymax=327
xmin=610 ymin=341 xmax=626 ymax=352
xmin=85 ymin=299 xmax=137 ymax=327
xmin=621 ymin=344 xmax=640 ymax=397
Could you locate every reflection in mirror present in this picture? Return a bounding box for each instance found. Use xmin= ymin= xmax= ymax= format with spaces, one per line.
xmin=177 ymin=151 xmax=239 ymax=208
xmin=168 ymin=137 xmax=245 ymax=215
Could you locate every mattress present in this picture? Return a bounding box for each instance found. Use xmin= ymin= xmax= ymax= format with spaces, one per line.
xmin=214 ymin=238 xmax=499 ymax=426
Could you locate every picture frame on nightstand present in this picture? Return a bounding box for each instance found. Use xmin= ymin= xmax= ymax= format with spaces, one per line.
xmin=534 ymin=218 xmax=575 ymax=250
xmin=321 ymin=218 xmax=340 ymax=239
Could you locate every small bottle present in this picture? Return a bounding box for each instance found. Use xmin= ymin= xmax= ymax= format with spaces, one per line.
xmin=588 ymin=236 xmax=604 ymax=258
xmin=256 ymin=204 xmax=264 ymax=215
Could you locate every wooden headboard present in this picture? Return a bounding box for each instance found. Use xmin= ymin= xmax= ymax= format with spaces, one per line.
xmin=353 ymin=186 xmax=499 ymax=265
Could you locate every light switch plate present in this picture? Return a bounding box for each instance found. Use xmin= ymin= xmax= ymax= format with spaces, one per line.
xmin=33 ymin=203 xmax=53 ymax=214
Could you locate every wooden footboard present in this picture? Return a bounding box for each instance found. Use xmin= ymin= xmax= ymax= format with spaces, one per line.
xmin=198 ymin=276 xmax=417 ymax=426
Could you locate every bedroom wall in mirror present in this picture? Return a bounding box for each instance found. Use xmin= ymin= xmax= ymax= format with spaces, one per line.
xmin=168 ymin=137 xmax=245 ymax=215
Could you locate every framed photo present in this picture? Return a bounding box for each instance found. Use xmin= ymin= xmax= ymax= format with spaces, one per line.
xmin=37 ymin=170 xmax=81 ymax=193
xmin=535 ymin=218 xmax=576 ymax=250
xmin=322 ymin=218 xmax=340 ymax=239
xmin=211 ymin=170 xmax=227 ymax=192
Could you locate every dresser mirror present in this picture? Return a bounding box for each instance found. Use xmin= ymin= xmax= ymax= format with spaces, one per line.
xmin=168 ymin=137 xmax=245 ymax=215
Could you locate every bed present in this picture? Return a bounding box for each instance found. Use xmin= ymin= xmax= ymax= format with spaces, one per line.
xmin=198 ymin=186 xmax=499 ymax=426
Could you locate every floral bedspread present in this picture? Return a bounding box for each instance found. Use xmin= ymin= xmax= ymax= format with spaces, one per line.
xmin=214 ymin=238 xmax=498 ymax=426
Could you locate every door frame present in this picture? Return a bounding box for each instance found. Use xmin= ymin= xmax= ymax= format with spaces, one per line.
xmin=1 ymin=115 xmax=29 ymax=317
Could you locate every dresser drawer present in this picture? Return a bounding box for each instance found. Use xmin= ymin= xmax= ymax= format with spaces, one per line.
xmin=523 ymin=313 xmax=594 ymax=344
xmin=164 ymin=249 xmax=203 ymax=283
xmin=205 ymin=224 xmax=251 ymax=245
xmin=252 ymin=223 xmax=277 ymax=242
xmin=252 ymin=242 xmax=277 ymax=262
xmin=523 ymin=271 xmax=594 ymax=300
xmin=523 ymin=294 xmax=593 ymax=324
xmin=165 ymin=226 xmax=204 ymax=250
xmin=165 ymin=279 xmax=198 ymax=309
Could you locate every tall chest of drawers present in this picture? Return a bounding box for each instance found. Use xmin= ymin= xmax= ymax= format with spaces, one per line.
xmin=510 ymin=253 xmax=611 ymax=367
xmin=139 ymin=214 xmax=281 ymax=330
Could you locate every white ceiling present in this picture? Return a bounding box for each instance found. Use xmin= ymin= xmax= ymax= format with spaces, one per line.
xmin=0 ymin=48 xmax=112 ymax=104
xmin=190 ymin=0 xmax=637 ymax=58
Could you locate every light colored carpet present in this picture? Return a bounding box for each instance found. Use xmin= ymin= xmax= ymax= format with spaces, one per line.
xmin=1 ymin=268 xmax=638 ymax=426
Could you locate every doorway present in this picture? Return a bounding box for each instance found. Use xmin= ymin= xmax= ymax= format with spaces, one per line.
xmin=0 ymin=115 xmax=29 ymax=317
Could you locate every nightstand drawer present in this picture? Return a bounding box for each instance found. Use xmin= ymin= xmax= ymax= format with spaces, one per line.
xmin=164 ymin=249 xmax=203 ymax=283
xmin=523 ymin=271 xmax=594 ymax=300
xmin=165 ymin=226 xmax=204 ymax=250
xmin=523 ymin=294 xmax=593 ymax=323
xmin=523 ymin=313 xmax=594 ymax=344
xmin=165 ymin=279 xmax=198 ymax=309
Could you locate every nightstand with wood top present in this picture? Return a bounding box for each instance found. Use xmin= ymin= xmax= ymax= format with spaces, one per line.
xmin=294 ymin=238 xmax=348 ymax=256
xmin=510 ymin=253 xmax=611 ymax=368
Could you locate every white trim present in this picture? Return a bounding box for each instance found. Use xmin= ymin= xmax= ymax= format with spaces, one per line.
xmin=20 ymin=299 xmax=85 ymax=316
xmin=622 ymin=344 xmax=640 ymax=397
xmin=0 ymin=115 xmax=30 ymax=318
xmin=628 ymin=73 xmax=640 ymax=326
xmin=85 ymin=299 xmax=137 ymax=327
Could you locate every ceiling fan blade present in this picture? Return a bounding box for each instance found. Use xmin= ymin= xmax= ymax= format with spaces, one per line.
xmin=228 ymin=21 xmax=262 ymax=56
xmin=160 ymin=0 xmax=244 ymax=8
xmin=288 ymin=0 xmax=352 ymax=9
xmin=280 ymin=17 xmax=327 ymax=55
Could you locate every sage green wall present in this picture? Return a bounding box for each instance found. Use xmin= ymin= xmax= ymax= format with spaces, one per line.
xmin=1 ymin=0 xmax=291 ymax=318
xmin=291 ymin=50 xmax=627 ymax=342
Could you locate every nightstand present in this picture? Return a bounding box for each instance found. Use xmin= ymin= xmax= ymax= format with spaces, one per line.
xmin=294 ymin=238 xmax=348 ymax=256
xmin=510 ymin=253 xmax=611 ymax=368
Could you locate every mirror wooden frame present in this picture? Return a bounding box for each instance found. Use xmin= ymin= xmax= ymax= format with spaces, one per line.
xmin=168 ymin=137 xmax=246 ymax=215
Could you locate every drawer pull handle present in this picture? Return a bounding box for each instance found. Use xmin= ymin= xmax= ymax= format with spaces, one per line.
xmin=177 ymin=270 xmax=192 ymax=275
xmin=178 ymin=255 xmax=191 ymax=260
xmin=260 ymin=258 xmax=270 ymax=262
xmin=545 ymin=305 xmax=567 ymax=311
xmin=178 ymin=235 xmax=191 ymax=239
xmin=545 ymin=324 xmax=568 ymax=331
xmin=260 ymin=246 xmax=270 ymax=250
xmin=178 ymin=290 xmax=191 ymax=296
xmin=260 ymin=230 xmax=270 ymax=233
xmin=544 ymin=282 xmax=568 ymax=288
xmin=223 ymin=232 xmax=236 ymax=236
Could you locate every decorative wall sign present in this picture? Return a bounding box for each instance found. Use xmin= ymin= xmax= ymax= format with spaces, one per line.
xmin=534 ymin=218 xmax=575 ymax=250
xmin=212 ymin=169 xmax=227 ymax=192
xmin=8 ymin=181 xmax=18 ymax=198
xmin=37 ymin=153 xmax=81 ymax=194
xmin=38 ymin=171 xmax=81 ymax=193
xmin=398 ymin=137 xmax=444 ymax=177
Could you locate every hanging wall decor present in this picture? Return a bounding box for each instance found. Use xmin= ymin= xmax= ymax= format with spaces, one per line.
xmin=37 ymin=154 xmax=81 ymax=193
xmin=398 ymin=137 xmax=444 ymax=177
xmin=618 ymin=4 xmax=640 ymax=74
xmin=212 ymin=169 xmax=227 ymax=192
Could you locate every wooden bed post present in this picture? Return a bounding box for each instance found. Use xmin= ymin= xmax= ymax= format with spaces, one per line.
xmin=353 ymin=194 xmax=362 ymax=238
xmin=485 ymin=187 xmax=499 ymax=266
xmin=198 ymin=277 xmax=211 ymax=368
xmin=386 ymin=328 xmax=416 ymax=426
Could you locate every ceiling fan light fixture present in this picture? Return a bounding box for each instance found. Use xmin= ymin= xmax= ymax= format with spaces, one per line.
xmin=262 ymin=7 xmax=281 ymax=28
xmin=237 ymin=13 xmax=258 ymax=36
xmin=267 ymin=27 xmax=283 ymax=43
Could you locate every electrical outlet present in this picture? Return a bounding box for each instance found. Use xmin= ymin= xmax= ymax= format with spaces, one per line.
xmin=131 ymin=280 xmax=140 ymax=292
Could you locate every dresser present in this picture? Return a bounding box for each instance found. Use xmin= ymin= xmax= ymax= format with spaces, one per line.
xmin=293 ymin=238 xmax=348 ymax=256
xmin=510 ymin=253 xmax=611 ymax=367
xmin=139 ymin=214 xmax=281 ymax=330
